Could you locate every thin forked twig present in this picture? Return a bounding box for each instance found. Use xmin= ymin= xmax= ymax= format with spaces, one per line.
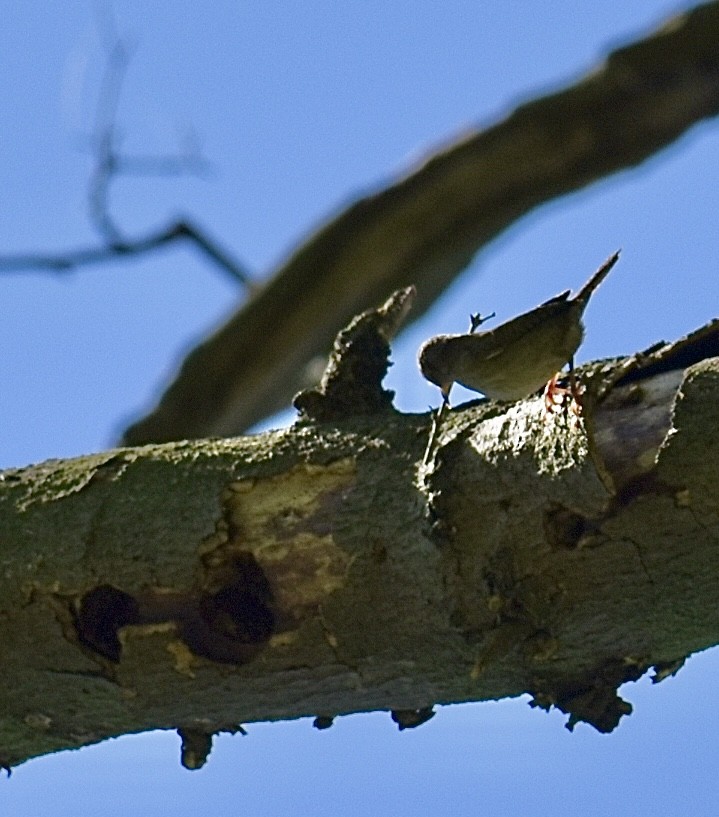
xmin=0 ymin=13 xmax=252 ymax=287
xmin=0 ymin=220 xmax=249 ymax=281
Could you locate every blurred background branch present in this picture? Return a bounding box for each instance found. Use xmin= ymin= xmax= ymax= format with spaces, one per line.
xmin=121 ymin=1 xmax=719 ymax=444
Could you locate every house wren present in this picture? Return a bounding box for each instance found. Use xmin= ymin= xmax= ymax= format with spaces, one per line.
xmin=418 ymin=251 xmax=620 ymax=402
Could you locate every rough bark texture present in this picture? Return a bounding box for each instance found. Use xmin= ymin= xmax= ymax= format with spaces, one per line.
xmin=122 ymin=1 xmax=719 ymax=444
xmin=1 ymin=336 xmax=718 ymax=770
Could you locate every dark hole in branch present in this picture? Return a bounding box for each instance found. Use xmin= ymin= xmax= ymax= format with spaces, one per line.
xmin=199 ymin=584 xmax=275 ymax=644
xmin=543 ymin=505 xmax=588 ymax=549
xmin=74 ymin=585 xmax=139 ymax=662
xmin=184 ymin=552 xmax=276 ymax=663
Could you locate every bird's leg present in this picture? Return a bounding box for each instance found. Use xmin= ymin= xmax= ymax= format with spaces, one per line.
xmin=544 ymin=357 xmax=584 ymax=416
xmin=544 ymin=373 xmax=567 ymax=413
xmin=567 ymin=356 xmax=583 ymax=406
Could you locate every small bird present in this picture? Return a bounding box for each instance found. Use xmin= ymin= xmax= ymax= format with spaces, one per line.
xmin=418 ymin=251 xmax=620 ymax=403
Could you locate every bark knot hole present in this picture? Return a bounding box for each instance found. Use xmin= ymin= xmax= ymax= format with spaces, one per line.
xmin=74 ymin=584 xmax=139 ymax=663
xmin=186 ymin=551 xmax=276 ymax=663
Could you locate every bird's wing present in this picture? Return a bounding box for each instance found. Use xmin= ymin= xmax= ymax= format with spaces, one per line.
xmin=468 ymin=296 xmax=572 ymax=359
xmin=540 ymin=290 xmax=571 ymax=307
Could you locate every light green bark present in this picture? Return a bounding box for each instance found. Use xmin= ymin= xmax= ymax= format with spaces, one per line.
xmin=1 ymin=359 xmax=718 ymax=770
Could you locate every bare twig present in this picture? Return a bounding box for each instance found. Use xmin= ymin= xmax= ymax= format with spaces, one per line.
xmin=88 ymin=22 xmax=132 ymax=242
xmin=0 ymin=13 xmax=251 ymax=287
xmin=0 ymin=219 xmax=249 ymax=282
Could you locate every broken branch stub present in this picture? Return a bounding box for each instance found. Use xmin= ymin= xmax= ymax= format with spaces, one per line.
xmin=294 ymin=286 xmax=416 ymax=423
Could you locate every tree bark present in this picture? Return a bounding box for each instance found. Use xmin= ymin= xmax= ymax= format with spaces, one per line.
xmin=2 ymin=321 xmax=718 ymax=770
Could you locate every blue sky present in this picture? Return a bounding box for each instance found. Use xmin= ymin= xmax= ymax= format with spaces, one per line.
xmin=1 ymin=2 xmax=718 ymax=814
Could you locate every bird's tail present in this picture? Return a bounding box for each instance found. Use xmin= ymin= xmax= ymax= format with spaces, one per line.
xmin=574 ymin=250 xmax=621 ymax=303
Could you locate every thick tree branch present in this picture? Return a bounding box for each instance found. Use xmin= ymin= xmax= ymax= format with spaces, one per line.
xmin=122 ymin=1 xmax=719 ymax=444
xmin=1 ymin=315 xmax=718 ymax=769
